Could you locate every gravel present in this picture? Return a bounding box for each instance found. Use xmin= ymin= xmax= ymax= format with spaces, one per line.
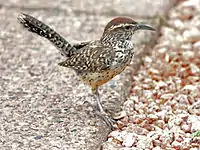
xmin=104 ymin=0 xmax=200 ymax=149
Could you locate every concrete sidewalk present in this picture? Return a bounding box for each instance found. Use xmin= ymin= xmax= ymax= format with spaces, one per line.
xmin=0 ymin=0 xmax=176 ymax=149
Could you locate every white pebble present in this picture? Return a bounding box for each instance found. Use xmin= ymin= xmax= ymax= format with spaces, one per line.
xmin=122 ymin=133 xmax=135 ymax=147
xmin=193 ymin=41 xmax=200 ymax=48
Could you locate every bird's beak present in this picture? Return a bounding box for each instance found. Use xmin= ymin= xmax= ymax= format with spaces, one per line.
xmin=136 ymin=23 xmax=156 ymax=31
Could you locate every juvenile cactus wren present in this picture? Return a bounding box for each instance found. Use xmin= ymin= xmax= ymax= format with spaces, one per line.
xmin=17 ymin=13 xmax=155 ymax=129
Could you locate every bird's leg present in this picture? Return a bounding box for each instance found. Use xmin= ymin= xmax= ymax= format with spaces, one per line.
xmin=92 ymin=88 xmax=116 ymax=129
xmin=93 ymin=88 xmax=104 ymax=112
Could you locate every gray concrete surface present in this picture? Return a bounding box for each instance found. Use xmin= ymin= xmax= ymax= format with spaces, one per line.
xmin=0 ymin=0 xmax=176 ymax=149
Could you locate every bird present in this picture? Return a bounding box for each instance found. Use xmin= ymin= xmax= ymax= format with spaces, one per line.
xmin=17 ymin=13 xmax=155 ymax=129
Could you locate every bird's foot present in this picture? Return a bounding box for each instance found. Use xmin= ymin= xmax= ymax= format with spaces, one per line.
xmin=95 ymin=111 xmax=117 ymax=130
xmin=83 ymin=101 xmax=118 ymax=130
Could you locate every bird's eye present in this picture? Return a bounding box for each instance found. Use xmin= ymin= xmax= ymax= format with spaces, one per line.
xmin=125 ymin=26 xmax=131 ymax=30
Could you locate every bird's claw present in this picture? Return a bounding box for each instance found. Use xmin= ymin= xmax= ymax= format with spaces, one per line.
xmin=95 ymin=111 xmax=118 ymax=130
xmin=83 ymin=101 xmax=118 ymax=130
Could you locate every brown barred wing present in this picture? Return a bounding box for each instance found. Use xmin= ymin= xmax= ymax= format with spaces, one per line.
xmin=58 ymin=45 xmax=115 ymax=72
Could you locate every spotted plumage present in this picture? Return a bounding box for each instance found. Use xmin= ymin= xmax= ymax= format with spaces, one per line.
xmin=17 ymin=14 xmax=155 ymax=129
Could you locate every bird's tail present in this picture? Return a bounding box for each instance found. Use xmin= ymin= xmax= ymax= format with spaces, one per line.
xmin=17 ymin=13 xmax=76 ymax=57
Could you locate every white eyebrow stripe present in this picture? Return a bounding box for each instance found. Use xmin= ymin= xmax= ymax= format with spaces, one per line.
xmin=109 ymin=24 xmax=135 ymax=30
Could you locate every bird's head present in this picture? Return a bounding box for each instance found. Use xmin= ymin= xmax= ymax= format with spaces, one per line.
xmin=103 ymin=17 xmax=155 ymax=35
xmin=101 ymin=17 xmax=155 ymax=45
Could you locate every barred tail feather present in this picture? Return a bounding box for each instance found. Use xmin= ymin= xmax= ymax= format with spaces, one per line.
xmin=17 ymin=13 xmax=76 ymax=57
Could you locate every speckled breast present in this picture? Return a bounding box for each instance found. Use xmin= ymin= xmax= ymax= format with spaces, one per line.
xmin=80 ymin=65 xmax=127 ymax=90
